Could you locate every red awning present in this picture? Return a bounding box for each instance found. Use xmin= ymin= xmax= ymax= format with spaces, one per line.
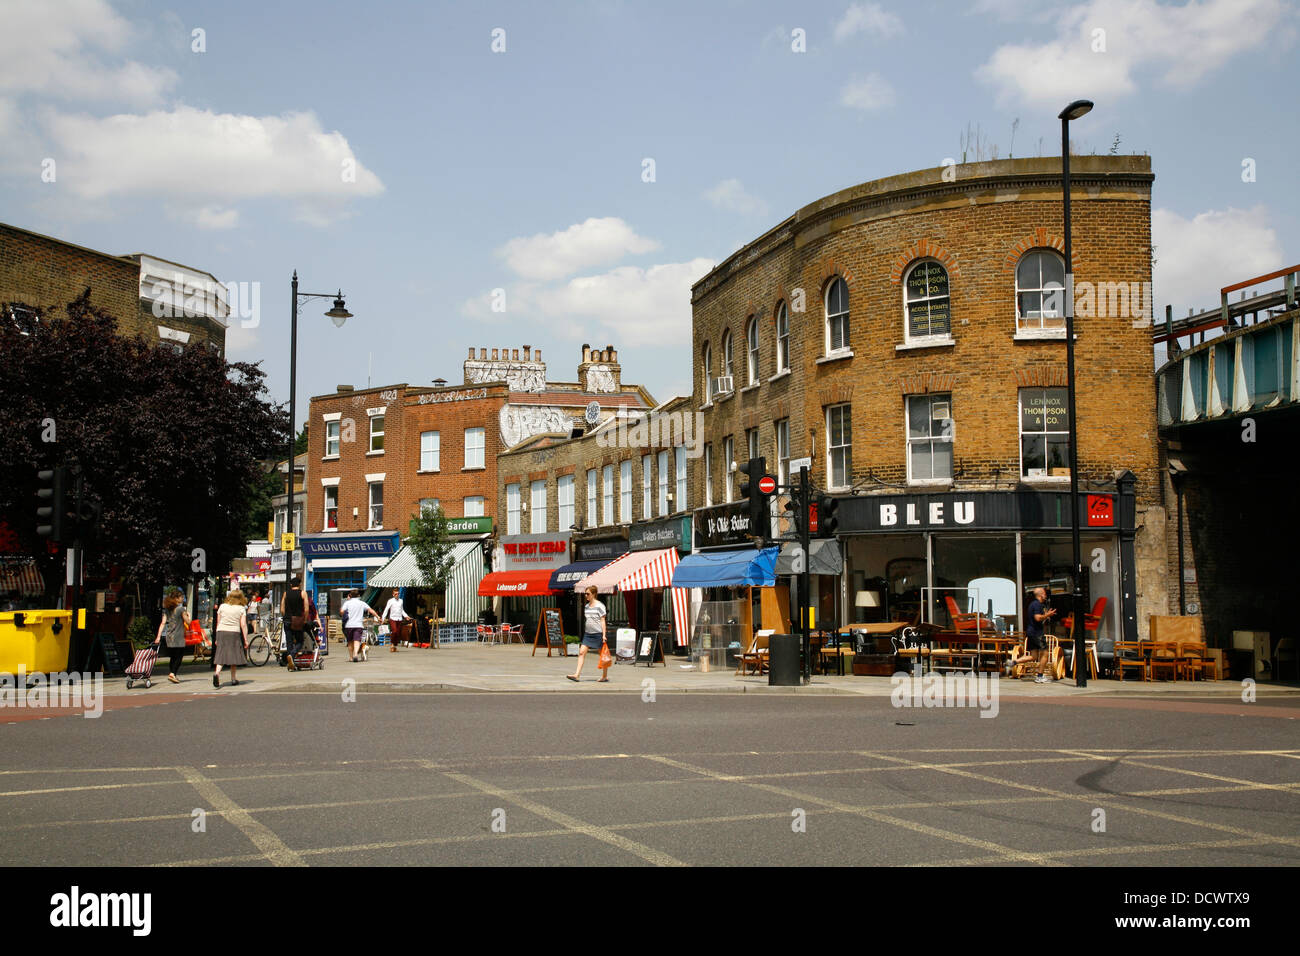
xmin=477 ymin=569 xmax=558 ymax=597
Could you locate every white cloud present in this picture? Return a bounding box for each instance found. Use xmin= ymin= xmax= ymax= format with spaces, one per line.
xmin=704 ymin=179 xmax=769 ymax=217
xmin=41 ymin=106 xmax=383 ymax=225
xmin=1152 ymin=206 xmax=1283 ymax=314
xmin=192 ymin=205 xmax=240 ymax=230
xmin=498 ymin=217 xmax=660 ymax=281
xmin=0 ymin=0 xmax=177 ymax=107
xmin=976 ymin=0 xmax=1290 ymax=106
xmin=834 ymin=3 xmax=904 ymax=42
xmin=840 ymin=73 xmax=896 ymax=111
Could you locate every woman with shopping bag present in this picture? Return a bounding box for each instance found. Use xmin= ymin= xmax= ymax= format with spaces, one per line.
xmin=567 ymin=585 xmax=610 ymax=683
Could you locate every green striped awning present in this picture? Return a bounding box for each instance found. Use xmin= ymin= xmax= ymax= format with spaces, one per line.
xmin=366 ymin=542 xmax=487 ymax=623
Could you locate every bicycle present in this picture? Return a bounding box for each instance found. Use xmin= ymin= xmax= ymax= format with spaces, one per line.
xmin=246 ymin=614 xmax=282 ymax=667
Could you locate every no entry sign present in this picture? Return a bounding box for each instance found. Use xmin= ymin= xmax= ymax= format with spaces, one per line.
xmin=757 ymin=475 xmax=777 ymax=495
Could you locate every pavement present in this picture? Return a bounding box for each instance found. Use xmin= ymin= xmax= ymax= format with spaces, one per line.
xmin=94 ymin=639 xmax=1300 ymax=699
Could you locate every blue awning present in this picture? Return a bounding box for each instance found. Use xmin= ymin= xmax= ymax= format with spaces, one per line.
xmin=670 ymin=547 xmax=779 ymax=589
xmin=548 ymin=559 xmax=614 ymax=592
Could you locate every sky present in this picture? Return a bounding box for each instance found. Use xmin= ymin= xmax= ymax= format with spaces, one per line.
xmin=2 ymin=0 xmax=1297 ymax=425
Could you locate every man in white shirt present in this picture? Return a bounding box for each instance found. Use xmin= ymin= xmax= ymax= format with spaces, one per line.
xmin=382 ymin=588 xmax=409 ymax=652
xmin=341 ymin=589 xmax=379 ymax=662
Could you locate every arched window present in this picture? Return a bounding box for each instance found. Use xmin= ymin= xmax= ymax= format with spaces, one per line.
xmin=1016 ymin=250 xmax=1066 ymax=333
xmin=702 ymin=342 xmax=713 ymax=401
xmin=904 ymin=260 xmax=951 ymax=342
xmin=721 ymin=330 xmax=734 ymax=390
xmin=825 ymin=277 xmax=849 ymax=353
xmin=746 ymin=316 xmax=759 ymax=386
xmin=775 ymin=301 xmax=789 ymax=373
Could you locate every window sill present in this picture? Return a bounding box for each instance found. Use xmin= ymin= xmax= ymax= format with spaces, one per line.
xmin=321 ymin=455 xmax=339 ymax=462
xmin=461 ymin=466 xmax=486 ymax=472
xmin=768 ymin=369 xmax=792 ymax=384
xmin=366 ymin=450 xmax=385 ymax=457
xmin=416 ymin=469 xmax=441 ymax=475
xmin=1014 ymin=329 xmax=1067 ymax=341
xmin=714 ymin=391 xmax=734 ymax=404
xmin=739 ymin=383 xmax=761 ymax=395
xmin=700 ymin=401 xmax=714 ymax=411
xmin=1021 ymin=475 xmax=1071 ymax=485
xmin=816 ymin=350 xmax=854 ymax=365
xmin=895 ymin=337 xmax=955 ymax=352
xmin=907 ymin=479 xmax=954 ymax=488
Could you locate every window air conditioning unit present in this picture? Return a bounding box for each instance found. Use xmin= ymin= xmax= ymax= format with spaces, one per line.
xmin=715 ymin=375 xmax=734 ymax=393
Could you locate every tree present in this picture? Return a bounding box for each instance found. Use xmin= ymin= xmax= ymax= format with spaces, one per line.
xmin=0 ymin=291 xmax=289 ymax=594
xmin=407 ymin=503 xmax=455 ymax=600
xmin=293 ymin=422 xmax=308 ymax=456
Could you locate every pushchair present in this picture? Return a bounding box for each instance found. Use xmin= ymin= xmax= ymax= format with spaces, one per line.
xmin=285 ymin=622 xmax=326 ymax=671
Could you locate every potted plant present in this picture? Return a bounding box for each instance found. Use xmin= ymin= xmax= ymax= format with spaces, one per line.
xmin=565 ymin=634 xmax=581 ymax=656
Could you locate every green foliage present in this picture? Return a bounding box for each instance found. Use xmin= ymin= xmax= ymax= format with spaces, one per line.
xmin=126 ymin=615 xmax=155 ymax=649
xmin=407 ymin=503 xmax=455 ymax=590
xmin=293 ymin=423 xmax=308 ymax=456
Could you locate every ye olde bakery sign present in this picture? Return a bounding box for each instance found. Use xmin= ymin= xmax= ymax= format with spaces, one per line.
xmin=694 ymin=502 xmax=754 ymax=548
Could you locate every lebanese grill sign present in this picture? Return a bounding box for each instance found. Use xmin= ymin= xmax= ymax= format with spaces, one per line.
xmin=497 ymin=532 xmax=571 ymax=571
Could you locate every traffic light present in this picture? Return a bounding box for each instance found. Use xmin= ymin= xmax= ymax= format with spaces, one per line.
xmin=736 ymin=456 xmax=768 ymax=535
xmin=816 ymin=494 xmax=840 ymax=537
xmin=783 ymin=493 xmax=802 ymax=538
xmin=35 ymin=466 xmax=68 ymax=543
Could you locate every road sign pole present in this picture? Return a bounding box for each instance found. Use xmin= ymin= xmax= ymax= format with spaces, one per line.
xmin=799 ymin=465 xmax=810 ymax=684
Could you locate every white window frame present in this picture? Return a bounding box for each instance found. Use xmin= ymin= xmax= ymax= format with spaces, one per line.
xmin=587 ymin=468 xmax=598 ymax=527
xmin=825 ymin=277 xmax=850 ymax=355
xmin=903 ymin=259 xmax=953 ymax=344
xmin=906 ymin=393 xmax=954 ymax=484
xmin=746 ymin=428 xmax=759 ymax=462
xmin=642 ymin=455 xmax=652 ymax=518
xmin=506 ymin=483 xmax=521 ymax=535
xmin=324 ymin=419 xmax=340 ymax=459
xmin=619 ymin=460 xmax=632 ymax=523
xmin=1015 ymin=250 xmax=1067 ymax=335
xmin=826 ymin=404 xmax=852 ymax=491
xmin=657 ymin=451 xmax=669 ymax=517
xmin=775 ymin=419 xmax=790 ymax=486
xmin=324 ymin=485 xmax=338 ymax=531
xmin=419 ymin=497 xmax=440 ymax=517
xmin=704 ymin=443 xmax=713 ymax=508
xmin=368 ymin=414 xmax=385 ymax=454
xmin=463 ymin=427 xmax=485 ymax=469
xmin=776 ymin=301 xmax=790 ymax=373
xmin=368 ymin=481 xmax=384 ymax=529
xmin=420 ymin=430 xmax=440 ymax=472
xmin=722 ymin=330 xmax=733 ymax=382
xmin=675 ymin=447 xmax=688 ymax=511
xmin=746 ymin=316 xmax=759 ymax=386
xmin=1019 ymin=388 xmax=1071 ymax=480
xmin=703 ymin=343 xmax=713 ymax=402
xmin=558 ymin=474 xmax=575 ymax=531
xmin=464 ymin=496 xmax=485 ymax=518
xmin=723 ymin=436 xmax=734 ymax=503
xmin=529 ymin=480 xmax=546 ymax=532
xmin=601 ymin=465 xmax=614 ymax=526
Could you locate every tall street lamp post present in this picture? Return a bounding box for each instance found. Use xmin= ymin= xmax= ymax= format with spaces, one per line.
xmin=1059 ymin=99 xmax=1093 ymax=687
xmin=286 ymin=271 xmax=352 ymax=583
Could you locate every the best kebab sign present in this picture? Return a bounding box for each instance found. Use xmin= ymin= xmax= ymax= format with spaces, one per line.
xmin=498 ymin=532 xmax=571 ymax=571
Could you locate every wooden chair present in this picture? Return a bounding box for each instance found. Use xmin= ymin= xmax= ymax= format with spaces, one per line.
xmin=1149 ymin=641 xmax=1180 ymax=681
xmin=944 ymin=595 xmax=983 ymax=633
xmin=1113 ymin=641 xmax=1149 ymax=681
xmin=1179 ymin=641 xmax=1218 ymax=681
xmin=738 ymin=632 xmax=770 ymax=676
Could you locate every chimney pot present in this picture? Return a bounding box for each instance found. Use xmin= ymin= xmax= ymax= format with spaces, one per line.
xmin=491 ymin=348 xmax=499 ymax=360
xmin=479 ymin=348 xmax=487 ymax=360
xmin=512 ymin=349 xmax=519 ymax=361
xmin=535 ymin=349 xmax=541 ymax=361
xmin=468 ymin=347 xmax=474 ymax=359
xmin=523 ymin=345 xmax=531 ymax=360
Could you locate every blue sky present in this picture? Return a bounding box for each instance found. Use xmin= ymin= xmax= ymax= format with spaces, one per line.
xmin=2 ymin=0 xmax=1296 ymax=422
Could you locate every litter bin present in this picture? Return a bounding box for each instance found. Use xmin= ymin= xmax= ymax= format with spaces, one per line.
xmin=768 ymin=633 xmax=801 ymax=686
xmin=0 ymin=610 xmax=74 ymax=674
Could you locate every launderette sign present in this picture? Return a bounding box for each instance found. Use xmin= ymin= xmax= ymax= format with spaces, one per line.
xmin=300 ymin=534 xmax=399 ymax=558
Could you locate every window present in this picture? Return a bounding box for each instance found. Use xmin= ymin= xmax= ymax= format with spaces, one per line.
xmin=530 ymin=480 xmax=546 ymax=532
xmin=620 ymin=460 xmax=632 ymax=523
xmin=558 ymin=475 xmax=575 ymax=530
xmin=703 ymin=343 xmax=713 ymax=402
xmin=1016 ymin=251 xmax=1066 ymax=333
xmin=602 ymin=465 xmax=614 ymax=526
xmin=642 ymin=455 xmax=652 ymax=517
xmin=675 ymin=447 xmax=688 ymax=511
xmin=775 ymin=419 xmax=790 ymax=485
xmin=825 ymin=277 xmax=849 ymax=353
xmin=420 ymin=431 xmax=440 ymax=471
xmin=723 ymin=436 xmax=735 ymax=503
xmin=325 ymin=420 xmax=340 ymax=458
xmin=506 ymin=484 xmax=521 ymax=535
xmin=775 ymin=302 xmax=789 ymax=373
xmin=368 ymin=482 xmax=383 ymax=529
xmin=703 ymin=443 xmax=713 ymax=507
xmin=746 ymin=428 xmax=759 ymax=462
xmin=464 ymin=427 xmax=485 ymax=469
xmin=657 ymin=451 xmax=669 ymax=516
xmin=465 ymin=496 xmax=485 ymax=518
xmin=419 ymin=497 xmax=440 ymax=517
xmin=904 ymin=260 xmax=951 ymax=340
xmin=746 ymin=316 xmax=759 ymax=386
xmin=1020 ymin=388 xmax=1070 ymax=478
xmin=587 ymin=468 xmax=598 ymax=526
xmin=906 ymin=394 xmax=954 ymax=482
xmin=369 ymin=414 xmax=385 ymax=453
xmin=324 ymin=486 xmax=338 ymax=530
xmin=826 ymin=404 xmax=852 ymax=490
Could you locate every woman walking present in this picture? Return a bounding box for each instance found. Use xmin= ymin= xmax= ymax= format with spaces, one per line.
xmin=567 ymin=585 xmax=609 ymax=683
xmin=154 ymin=587 xmax=191 ymax=684
xmin=213 ymin=589 xmax=250 ymax=687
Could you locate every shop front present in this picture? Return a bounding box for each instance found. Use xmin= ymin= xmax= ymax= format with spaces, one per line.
xmin=834 ymin=474 xmax=1138 ymax=644
xmin=549 ymin=533 xmax=629 ymax=636
xmin=367 ymin=536 xmax=489 ymax=640
xmin=299 ymin=531 xmax=400 ymax=613
xmin=477 ymin=531 xmax=570 ymax=638
xmin=627 ymin=515 xmax=693 ymax=648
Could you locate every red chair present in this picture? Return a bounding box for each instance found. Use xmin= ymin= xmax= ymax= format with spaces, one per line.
xmin=1062 ymin=596 xmax=1107 ymax=637
xmin=944 ymin=595 xmax=983 ymax=633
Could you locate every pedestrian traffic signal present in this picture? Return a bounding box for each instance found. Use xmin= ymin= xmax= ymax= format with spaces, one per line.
xmin=736 ymin=456 xmax=768 ymax=536
xmin=816 ymin=494 xmax=839 ymax=536
xmin=35 ymin=466 xmax=67 ymax=543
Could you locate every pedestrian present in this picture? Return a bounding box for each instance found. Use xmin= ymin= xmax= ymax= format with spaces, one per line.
xmin=381 ymin=588 xmax=408 ymax=652
xmin=213 ymin=589 xmax=250 ymax=688
xmin=257 ymin=588 xmax=271 ymax=635
xmin=281 ymin=575 xmax=307 ymax=669
xmin=1025 ymin=586 xmax=1058 ymax=683
xmin=341 ymin=588 xmax=380 ymax=662
xmin=305 ymin=588 xmax=324 ymax=656
xmin=567 ymin=585 xmax=609 ymax=683
xmin=154 ymin=587 xmax=190 ymax=684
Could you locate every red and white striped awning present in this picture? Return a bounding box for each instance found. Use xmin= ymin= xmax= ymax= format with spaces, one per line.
xmin=0 ymin=558 xmax=44 ymax=597
xmin=571 ymin=547 xmax=679 ymax=593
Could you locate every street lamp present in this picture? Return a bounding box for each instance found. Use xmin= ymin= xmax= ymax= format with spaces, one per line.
xmin=286 ymin=272 xmax=352 ymax=585
xmin=1059 ymin=99 xmax=1092 ymax=687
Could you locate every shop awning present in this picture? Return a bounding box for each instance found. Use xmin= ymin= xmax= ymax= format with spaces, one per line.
xmin=775 ymin=539 xmax=843 ymax=576
xmin=477 ymin=569 xmax=557 ymax=597
xmin=549 ymin=559 xmax=613 ymax=592
xmin=0 ymin=558 xmax=44 ymax=597
xmin=369 ymin=542 xmax=480 ymax=588
xmin=573 ymin=547 xmax=680 ymax=593
xmin=670 ymin=547 xmax=779 ymax=589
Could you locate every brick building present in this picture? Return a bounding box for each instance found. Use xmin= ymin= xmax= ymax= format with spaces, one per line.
xmin=690 ymin=156 xmax=1165 ymax=641
xmin=0 ymin=222 xmax=228 ymax=351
